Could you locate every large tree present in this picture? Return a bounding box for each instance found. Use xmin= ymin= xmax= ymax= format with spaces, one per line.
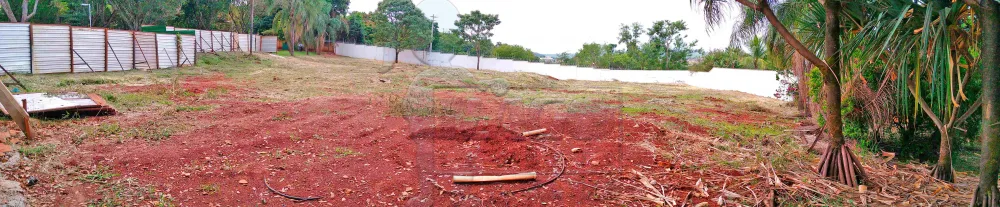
xmin=0 ymin=0 xmax=40 ymax=22
xmin=647 ymin=20 xmax=688 ymax=70
xmin=747 ymin=36 xmax=764 ymax=69
xmin=692 ymin=0 xmax=865 ymax=187
xmin=455 ymin=10 xmax=500 ymax=69
xmin=172 ymin=0 xmax=229 ymax=30
xmin=108 ymin=0 xmax=186 ymax=31
xmin=268 ymin=0 xmax=326 ymax=56
xmin=371 ymin=0 xmax=431 ymax=63
xmin=974 ymin=0 xmax=1000 ymax=205
xmin=319 ymin=0 xmax=349 ymax=55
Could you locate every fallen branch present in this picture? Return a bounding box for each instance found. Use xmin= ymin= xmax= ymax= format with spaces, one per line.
xmin=453 ymin=172 xmax=537 ymax=183
xmin=521 ymin=128 xmax=547 ymax=137
xmin=507 ymin=141 xmax=566 ymax=194
xmin=263 ymin=178 xmax=322 ymax=202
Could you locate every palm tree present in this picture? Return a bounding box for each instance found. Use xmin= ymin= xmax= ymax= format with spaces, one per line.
xmin=691 ymin=0 xmax=865 ymax=187
xmin=974 ymin=0 xmax=1000 ymax=205
xmin=748 ymin=36 xmax=765 ymax=69
xmin=840 ymin=0 xmax=982 ymax=183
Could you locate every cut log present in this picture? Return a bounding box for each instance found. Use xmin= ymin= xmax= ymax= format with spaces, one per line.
xmin=522 ymin=128 xmax=547 ymax=137
xmin=453 ymin=172 xmax=537 ymax=183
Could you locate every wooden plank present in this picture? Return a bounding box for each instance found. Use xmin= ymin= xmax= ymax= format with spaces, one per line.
xmin=153 ymin=33 xmax=159 ymax=69
xmin=131 ymin=31 xmax=136 ymax=70
xmin=68 ymin=26 xmax=73 ymax=73
xmin=28 ymin=24 xmax=33 ymax=74
xmin=103 ymin=28 xmax=109 ymax=72
xmin=0 ymin=82 xmax=34 ymax=139
xmin=176 ymin=35 xmax=180 ymax=67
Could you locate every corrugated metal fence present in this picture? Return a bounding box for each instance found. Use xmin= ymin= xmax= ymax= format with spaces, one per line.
xmin=0 ymin=23 xmax=279 ymax=74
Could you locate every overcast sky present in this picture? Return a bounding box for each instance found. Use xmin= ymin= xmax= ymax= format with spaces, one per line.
xmin=349 ymin=0 xmax=738 ymax=55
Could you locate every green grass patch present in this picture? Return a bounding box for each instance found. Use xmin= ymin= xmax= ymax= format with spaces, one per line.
xmin=198 ymin=183 xmax=219 ymax=194
xmin=621 ymin=106 xmax=653 ymax=115
xmin=81 ymin=165 xmax=118 ymax=183
xmin=334 ymin=147 xmax=362 ymax=158
xmin=57 ymin=78 xmax=117 ymax=87
xmin=175 ymin=105 xmax=211 ymax=112
xmin=19 ymin=144 xmax=56 ymax=158
xmin=100 ymin=92 xmax=171 ymax=111
xmin=99 ymin=123 xmax=122 ymax=135
xmin=205 ymin=88 xmax=229 ymax=99
xmin=275 ymin=50 xmax=317 ymax=57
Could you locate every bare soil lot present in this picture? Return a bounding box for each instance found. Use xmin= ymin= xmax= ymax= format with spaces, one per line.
xmin=1 ymin=53 xmax=974 ymax=206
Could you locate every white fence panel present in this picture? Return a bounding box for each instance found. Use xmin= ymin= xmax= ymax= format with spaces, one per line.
xmin=71 ymin=28 xmax=106 ymax=73
xmin=253 ymin=35 xmax=261 ymax=52
xmin=262 ymin=36 xmax=277 ymax=53
xmin=0 ymin=23 xmax=31 ymax=73
xmin=32 ymin=25 xmax=71 ymax=74
xmin=210 ymin=31 xmax=223 ymax=52
xmin=105 ymin=30 xmax=133 ymax=71
xmin=221 ymin=32 xmax=233 ymax=51
xmin=237 ymin=34 xmax=249 ymax=52
xmin=134 ymin=32 xmax=157 ymax=70
xmin=196 ymin=30 xmax=211 ymax=52
xmin=156 ymin=34 xmax=177 ymax=69
xmin=179 ymin=35 xmax=196 ymax=66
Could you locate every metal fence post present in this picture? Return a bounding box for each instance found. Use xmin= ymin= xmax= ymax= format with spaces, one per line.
xmin=69 ymin=27 xmax=74 ymax=73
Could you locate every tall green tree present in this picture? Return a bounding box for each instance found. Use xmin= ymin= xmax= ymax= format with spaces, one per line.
xmin=108 ymin=0 xmax=185 ymax=30
xmin=974 ymin=0 xmax=1000 ymax=205
xmin=344 ymin=11 xmax=369 ymax=44
xmin=268 ymin=0 xmax=326 ymax=56
xmin=692 ymin=0 xmax=865 ymax=187
xmin=747 ymin=36 xmax=765 ymax=69
xmin=455 ymin=10 xmax=500 ymax=69
xmin=434 ymin=30 xmax=465 ymax=54
xmin=371 ymin=0 xmax=431 ymax=63
xmin=301 ymin=0 xmax=331 ymax=55
xmin=647 ymin=20 xmax=688 ymax=70
xmin=618 ymin=22 xmax=643 ymax=54
xmin=318 ymin=0 xmax=349 ymax=55
xmin=172 ymin=0 xmax=229 ymax=30
xmin=556 ymin=52 xmax=574 ymax=65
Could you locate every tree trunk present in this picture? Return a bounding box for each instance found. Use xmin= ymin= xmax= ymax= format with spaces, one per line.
xmin=395 ymin=49 xmax=400 ymax=63
xmin=974 ymin=0 xmax=1000 ymax=205
xmin=664 ymin=45 xmax=671 ymax=70
xmin=932 ymin=128 xmax=954 ymax=182
xmin=815 ymin=0 xmax=865 ymax=187
xmin=316 ymin=36 xmax=322 ymax=55
xmin=476 ymin=44 xmax=481 ymax=70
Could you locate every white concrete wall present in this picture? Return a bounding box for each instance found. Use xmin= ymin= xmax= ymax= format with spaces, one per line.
xmin=333 ymin=42 xmax=785 ymax=98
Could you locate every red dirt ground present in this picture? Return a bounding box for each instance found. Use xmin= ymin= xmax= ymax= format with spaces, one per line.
xmin=40 ymin=75 xmax=747 ymax=206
